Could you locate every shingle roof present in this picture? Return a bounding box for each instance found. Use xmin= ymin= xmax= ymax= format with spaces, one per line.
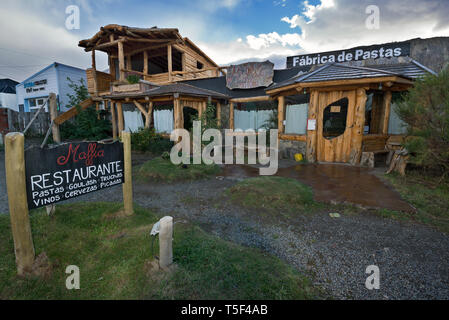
xmin=105 ymin=82 xmax=229 ymax=100
xmin=268 ymin=60 xmax=436 ymax=91
xmin=182 ymin=66 xmax=310 ymax=99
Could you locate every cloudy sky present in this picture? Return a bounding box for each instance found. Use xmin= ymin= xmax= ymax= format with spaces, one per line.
xmin=1 ymin=0 xmax=448 ymax=82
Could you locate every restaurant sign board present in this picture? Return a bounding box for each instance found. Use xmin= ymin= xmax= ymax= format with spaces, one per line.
xmin=25 ymin=141 xmax=124 ymax=209
xmin=287 ymin=41 xmax=411 ymax=68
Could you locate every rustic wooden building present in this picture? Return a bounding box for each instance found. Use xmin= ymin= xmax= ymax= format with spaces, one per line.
xmin=54 ymin=25 xmax=228 ymax=135
xmin=265 ymin=61 xmax=437 ymax=165
xmin=78 ymin=25 xmax=222 ymax=95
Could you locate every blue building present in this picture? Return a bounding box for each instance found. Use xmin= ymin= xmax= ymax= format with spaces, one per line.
xmin=16 ymin=62 xmax=87 ymax=112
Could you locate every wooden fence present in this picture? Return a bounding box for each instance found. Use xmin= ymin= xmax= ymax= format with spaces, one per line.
xmin=6 ymin=109 xmax=51 ymax=136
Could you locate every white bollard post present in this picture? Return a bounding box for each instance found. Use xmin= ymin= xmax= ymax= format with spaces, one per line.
xmin=159 ymin=216 xmax=173 ymax=270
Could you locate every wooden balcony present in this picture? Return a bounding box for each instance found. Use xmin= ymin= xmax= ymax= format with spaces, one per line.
xmin=86 ymin=68 xmax=114 ymax=96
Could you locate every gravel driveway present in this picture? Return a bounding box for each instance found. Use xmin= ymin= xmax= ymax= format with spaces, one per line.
xmin=1 ymin=151 xmax=448 ymax=299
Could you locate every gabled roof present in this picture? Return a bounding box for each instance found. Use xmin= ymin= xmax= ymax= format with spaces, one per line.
xmin=105 ymin=82 xmax=229 ymax=100
xmin=79 ymin=25 xmax=183 ymax=52
xmin=268 ymin=60 xmax=435 ymax=91
xmin=0 ymin=78 xmax=19 ymax=94
xmin=18 ymin=62 xmax=86 ymax=86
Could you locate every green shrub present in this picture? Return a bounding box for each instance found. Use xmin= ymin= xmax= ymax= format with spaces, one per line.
xmin=126 ymin=75 xmax=140 ymax=84
xmin=60 ymin=78 xmax=111 ymax=141
xmin=395 ymin=69 xmax=449 ymax=175
xmin=131 ymin=127 xmax=174 ymax=154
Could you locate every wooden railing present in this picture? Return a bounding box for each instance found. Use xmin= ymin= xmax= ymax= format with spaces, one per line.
xmin=121 ymin=66 xmax=225 ymax=85
xmin=86 ymin=68 xmax=114 ymax=96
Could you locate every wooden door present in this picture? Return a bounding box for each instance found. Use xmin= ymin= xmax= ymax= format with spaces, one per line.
xmin=316 ymin=90 xmax=357 ymax=163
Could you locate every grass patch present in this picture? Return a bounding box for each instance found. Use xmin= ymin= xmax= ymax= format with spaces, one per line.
xmin=136 ymin=157 xmax=221 ymax=183
xmin=382 ymin=172 xmax=449 ymax=233
xmin=226 ymin=176 xmax=318 ymax=219
xmin=0 ymin=202 xmax=317 ymax=299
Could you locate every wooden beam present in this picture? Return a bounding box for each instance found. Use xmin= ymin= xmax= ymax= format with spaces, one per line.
xmin=266 ymin=76 xmax=413 ymax=95
xmin=133 ymin=100 xmax=151 ymax=129
xmin=381 ymin=90 xmax=392 ymax=134
xmin=49 ymin=93 xmax=61 ymax=143
xmin=122 ymin=131 xmax=133 ymax=216
xmin=110 ymin=101 xmax=117 ymax=139
xmin=306 ymin=90 xmax=318 ymax=163
xmin=230 ymin=96 xmax=272 ymax=103
xmin=87 ymin=39 xmax=121 ymax=52
xmin=279 ymin=134 xmax=307 ymax=142
xmin=54 ymin=98 xmax=94 ymax=125
xmin=173 ymin=97 xmax=181 ymax=129
xmin=5 ymin=132 xmax=35 ymax=275
xmin=121 ymin=37 xmax=176 ymax=44
xmin=126 ymin=55 xmax=132 ymax=70
xmin=118 ymin=41 xmax=125 ymax=82
xmin=229 ymin=102 xmax=234 ymax=130
xmin=277 ymin=96 xmax=285 ymax=134
xmin=143 ymin=51 xmax=148 ymax=75
xmin=92 ymin=50 xmax=96 ymax=69
xmin=117 ymin=102 xmax=124 ymax=136
xmin=167 ymin=44 xmax=173 ymax=83
xmin=148 ymin=101 xmax=154 ymax=129
xmin=349 ymin=88 xmax=368 ymax=165
xmin=125 ymin=40 xmax=179 ymax=57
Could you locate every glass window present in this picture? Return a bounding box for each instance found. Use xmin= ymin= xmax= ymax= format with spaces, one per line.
xmin=29 ymin=97 xmax=48 ymax=110
xmin=285 ymin=104 xmax=308 ymax=135
xmin=322 ymin=97 xmax=349 ymax=139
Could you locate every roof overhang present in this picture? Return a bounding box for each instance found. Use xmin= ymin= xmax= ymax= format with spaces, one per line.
xmin=266 ymin=76 xmax=414 ymax=96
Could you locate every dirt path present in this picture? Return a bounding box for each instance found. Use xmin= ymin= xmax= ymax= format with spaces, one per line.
xmin=129 ymin=176 xmax=449 ymax=300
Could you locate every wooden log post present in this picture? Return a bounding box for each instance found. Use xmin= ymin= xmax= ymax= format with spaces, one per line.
xmin=143 ymin=51 xmax=149 ymax=75
xmin=229 ymin=102 xmax=234 ymax=130
xmin=306 ymin=90 xmax=319 ymax=163
xmin=159 ymin=216 xmax=173 ymax=270
xmin=148 ymin=101 xmax=153 ymax=129
xmin=381 ymin=90 xmax=392 ymax=134
xmin=133 ymin=100 xmax=150 ymax=129
xmin=122 ymin=131 xmax=133 ymax=216
xmin=117 ymin=102 xmax=124 ymax=136
xmin=48 ymin=93 xmax=60 ymax=143
xmin=349 ymin=88 xmax=368 ymax=165
xmin=118 ymin=41 xmax=125 ymax=82
xmin=111 ymin=101 xmax=118 ymax=139
xmin=5 ymin=132 xmax=35 ymax=275
xmin=47 ymin=93 xmax=60 ymax=216
xmin=167 ymin=44 xmax=173 ymax=83
xmin=173 ymin=97 xmax=181 ymax=129
xmin=216 ymin=101 xmax=221 ymax=127
xmin=277 ymin=96 xmax=285 ymax=134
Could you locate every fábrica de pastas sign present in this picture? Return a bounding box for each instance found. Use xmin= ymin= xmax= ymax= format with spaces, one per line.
xmin=25 ymin=141 xmax=124 ymax=209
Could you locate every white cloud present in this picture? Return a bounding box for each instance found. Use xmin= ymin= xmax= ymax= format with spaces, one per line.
xmin=197 ymin=0 xmax=449 ymax=70
xmin=246 ymin=32 xmax=303 ymax=50
xmin=302 ymin=0 xmax=335 ymax=22
xmin=279 ymin=0 xmax=449 ymax=54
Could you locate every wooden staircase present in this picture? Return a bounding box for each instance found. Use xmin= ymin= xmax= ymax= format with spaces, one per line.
xmin=54 ymin=98 xmax=94 ymax=125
